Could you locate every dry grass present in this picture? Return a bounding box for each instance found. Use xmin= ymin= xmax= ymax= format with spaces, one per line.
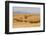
xmin=13 ymin=14 xmax=40 ymax=28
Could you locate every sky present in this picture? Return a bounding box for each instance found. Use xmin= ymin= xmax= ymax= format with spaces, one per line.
xmin=13 ymin=7 xmax=40 ymax=15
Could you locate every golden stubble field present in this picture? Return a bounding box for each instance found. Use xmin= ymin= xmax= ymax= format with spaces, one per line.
xmin=13 ymin=14 xmax=40 ymax=28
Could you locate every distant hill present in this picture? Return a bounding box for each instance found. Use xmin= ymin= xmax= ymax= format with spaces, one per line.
xmin=13 ymin=12 xmax=40 ymax=16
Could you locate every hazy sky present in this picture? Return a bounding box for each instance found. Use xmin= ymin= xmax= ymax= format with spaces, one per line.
xmin=13 ymin=7 xmax=40 ymax=15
